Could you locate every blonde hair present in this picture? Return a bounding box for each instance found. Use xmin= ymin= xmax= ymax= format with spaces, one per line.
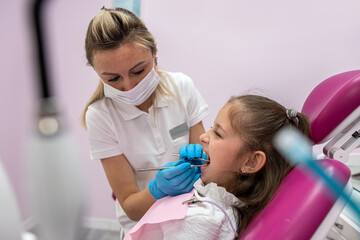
xmin=81 ymin=8 xmax=175 ymax=129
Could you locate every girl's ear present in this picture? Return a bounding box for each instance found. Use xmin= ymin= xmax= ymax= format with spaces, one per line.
xmin=242 ymin=151 xmax=266 ymax=174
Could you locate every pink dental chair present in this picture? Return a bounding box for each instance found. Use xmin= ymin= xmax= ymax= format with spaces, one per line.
xmin=240 ymin=70 xmax=360 ymax=239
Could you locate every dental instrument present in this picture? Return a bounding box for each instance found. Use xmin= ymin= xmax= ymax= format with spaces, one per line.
xmin=136 ymin=153 xmax=209 ymax=172
xmin=137 ymin=164 xmax=204 ymax=172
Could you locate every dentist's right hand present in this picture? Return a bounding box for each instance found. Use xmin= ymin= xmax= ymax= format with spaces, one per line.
xmin=148 ymin=160 xmax=200 ymax=200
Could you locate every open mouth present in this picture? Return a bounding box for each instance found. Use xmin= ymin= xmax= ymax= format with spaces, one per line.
xmin=202 ymin=152 xmax=210 ymax=166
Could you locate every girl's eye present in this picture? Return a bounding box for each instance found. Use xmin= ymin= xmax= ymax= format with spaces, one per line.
xmin=133 ymin=69 xmax=144 ymax=75
xmin=214 ymin=130 xmax=222 ymax=138
xmin=210 ymin=126 xmax=222 ymax=138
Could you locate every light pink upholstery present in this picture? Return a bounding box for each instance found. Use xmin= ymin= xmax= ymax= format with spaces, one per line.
xmin=239 ymin=159 xmax=351 ymax=240
xmin=302 ymin=70 xmax=360 ymax=144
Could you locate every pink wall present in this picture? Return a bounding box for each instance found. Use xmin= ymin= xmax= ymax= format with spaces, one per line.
xmin=1 ymin=0 xmax=36 ymax=220
xmin=1 ymin=0 xmax=360 ymax=221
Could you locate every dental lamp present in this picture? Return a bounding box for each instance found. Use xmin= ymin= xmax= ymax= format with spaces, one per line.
xmin=27 ymin=0 xmax=85 ymax=239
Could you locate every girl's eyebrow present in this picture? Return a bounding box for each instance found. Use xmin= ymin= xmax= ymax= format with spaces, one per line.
xmin=101 ymin=61 xmax=147 ymax=76
xmin=214 ymin=123 xmax=226 ymax=134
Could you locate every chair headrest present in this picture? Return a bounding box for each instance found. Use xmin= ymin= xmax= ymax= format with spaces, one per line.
xmin=302 ymin=70 xmax=360 ymax=144
xmin=239 ymin=159 xmax=351 ymax=240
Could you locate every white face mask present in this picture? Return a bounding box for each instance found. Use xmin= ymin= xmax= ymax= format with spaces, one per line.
xmin=103 ymin=68 xmax=161 ymax=106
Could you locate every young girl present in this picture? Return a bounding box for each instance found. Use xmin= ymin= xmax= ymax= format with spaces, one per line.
xmin=124 ymin=94 xmax=310 ymax=240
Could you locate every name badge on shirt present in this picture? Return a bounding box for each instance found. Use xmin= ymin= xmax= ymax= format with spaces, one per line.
xmin=169 ymin=122 xmax=189 ymax=140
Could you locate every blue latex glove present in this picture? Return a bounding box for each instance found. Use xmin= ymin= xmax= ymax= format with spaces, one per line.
xmin=179 ymin=144 xmax=208 ymax=165
xmin=148 ymin=160 xmax=200 ymax=200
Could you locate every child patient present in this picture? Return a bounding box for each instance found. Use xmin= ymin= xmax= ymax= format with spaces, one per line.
xmin=124 ymin=94 xmax=310 ymax=240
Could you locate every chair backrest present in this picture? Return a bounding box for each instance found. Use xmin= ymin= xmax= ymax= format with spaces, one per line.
xmin=239 ymin=159 xmax=351 ymax=240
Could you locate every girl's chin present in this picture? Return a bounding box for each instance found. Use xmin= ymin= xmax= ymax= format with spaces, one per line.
xmin=200 ymin=176 xmax=209 ymax=185
xmin=200 ymin=161 xmax=211 ymax=183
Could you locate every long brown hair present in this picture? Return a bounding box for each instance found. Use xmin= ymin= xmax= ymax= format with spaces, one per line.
xmin=80 ymin=8 xmax=175 ymax=129
xmin=226 ymin=95 xmax=310 ymax=234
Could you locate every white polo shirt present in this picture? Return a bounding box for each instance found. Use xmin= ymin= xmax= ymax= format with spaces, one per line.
xmin=85 ymin=71 xmax=209 ymax=235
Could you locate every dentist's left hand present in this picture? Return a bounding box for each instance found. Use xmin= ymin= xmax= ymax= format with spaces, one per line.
xmin=179 ymin=144 xmax=207 ymax=166
xmin=148 ymin=160 xmax=200 ymax=200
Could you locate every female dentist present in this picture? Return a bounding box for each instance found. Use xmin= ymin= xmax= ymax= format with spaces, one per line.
xmin=80 ymin=8 xmax=209 ymax=238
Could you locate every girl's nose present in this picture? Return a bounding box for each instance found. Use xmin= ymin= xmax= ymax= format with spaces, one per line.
xmin=200 ymin=131 xmax=209 ymax=144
